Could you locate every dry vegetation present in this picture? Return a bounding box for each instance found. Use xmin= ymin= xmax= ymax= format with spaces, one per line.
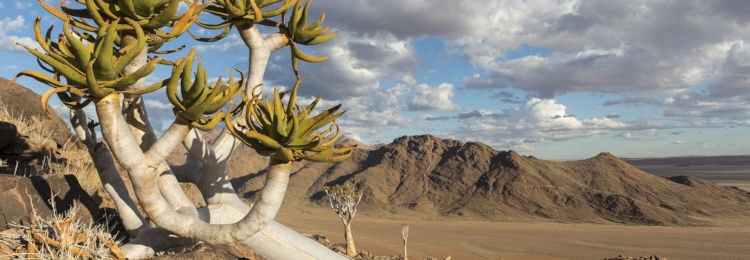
xmin=0 ymin=195 xmax=123 ymax=259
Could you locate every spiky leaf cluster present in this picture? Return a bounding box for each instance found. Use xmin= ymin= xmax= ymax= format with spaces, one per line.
xmin=165 ymin=49 xmax=245 ymax=130
xmin=205 ymin=0 xmax=296 ymax=21
xmin=191 ymin=0 xmax=296 ymax=42
xmin=14 ymin=17 xmax=160 ymax=112
xmin=38 ymin=0 xmax=208 ymax=53
xmin=226 ymin=79 xmax=355 ymax=162
xmin=194 ymin=0 xmax=337 ymax=74
xmin=285 ymin=0 xmax=338 ymax=73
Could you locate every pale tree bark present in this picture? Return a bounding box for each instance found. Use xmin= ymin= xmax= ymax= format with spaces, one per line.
xmin=402 ymin=224 xmax=409 ymax=260
xmin=95 ymin=94 xmax=346 ymax=259
xmin=77 ymin=19 xmax=346 ymax=260
xmin=120 ymin=34 xmax=200 ymax=218
xmin=70 ymin=108 xmax=193 ymax=259
xmin=345 ymin=222 xmax=356 ymax=256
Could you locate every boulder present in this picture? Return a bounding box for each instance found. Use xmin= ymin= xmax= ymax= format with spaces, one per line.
xmin=0 ymin=121 xmax=17 ymax=150
xmin=0 ymin=174 xmax=103 ymax=230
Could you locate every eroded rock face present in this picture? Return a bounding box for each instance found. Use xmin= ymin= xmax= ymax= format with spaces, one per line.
xmin=0 ymin=174 xmax=103 ymax=230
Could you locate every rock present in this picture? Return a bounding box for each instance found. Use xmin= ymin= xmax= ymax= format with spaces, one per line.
xmin=0 ymin=174 xmax=103 ymax=230
xmin=0 ymin=121 xmax=17 ymax=150
xmin=153 ymin=243 xmax=245 ymax=260
xmin=180 ymin=182 xmax=206 ymax=208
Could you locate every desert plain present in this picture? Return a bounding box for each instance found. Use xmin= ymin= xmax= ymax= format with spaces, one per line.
xmin=279 ymin=193 xmax=750 ymax=260
xmin=275 ymin=163 xmax=750 ymax=260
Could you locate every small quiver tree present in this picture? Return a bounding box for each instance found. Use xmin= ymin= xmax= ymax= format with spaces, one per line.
xmin=401 ymin=224 xmax=409 ymax=260
xmin=324 ymin=181 xmax=363 ymax=257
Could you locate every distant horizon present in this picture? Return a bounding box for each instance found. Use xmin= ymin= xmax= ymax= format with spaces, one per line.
xmin=2 ymin=1 xmax=749 ymax=160
xmin=344 ymin=132 xmax=750 ymax=161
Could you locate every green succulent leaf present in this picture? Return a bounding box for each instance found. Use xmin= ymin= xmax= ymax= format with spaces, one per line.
xmin=226 ymin=77 xmax=355 ymax=163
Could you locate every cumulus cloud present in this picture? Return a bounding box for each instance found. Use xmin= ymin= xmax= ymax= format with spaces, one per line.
xmin=406 ymin=83 xmax=457 ymax=111
xmin=262 ymin=31 xmax=419 ymax=100
xmin=291 ymin=84 xmax=412 ymax=140
xmin=445 ymin=98 xmax=628 ymax=148
xmin=0 ymin=16 xmax=40 ymax=53
xmin=466 ymin=1 xmax=749 ymax=98
xmin=184 ymin=0 xmax=750 ymax=149
xmin=313 ymin=1 xmax=750 ymax=99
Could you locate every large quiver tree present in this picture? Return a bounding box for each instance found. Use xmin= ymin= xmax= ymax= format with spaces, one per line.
xmin=14 ymin=0 xmax=352 ymax=259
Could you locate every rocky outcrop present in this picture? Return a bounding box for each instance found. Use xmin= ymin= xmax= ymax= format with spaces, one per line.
xmin=0 ymin=174 xmax=104 ymax=230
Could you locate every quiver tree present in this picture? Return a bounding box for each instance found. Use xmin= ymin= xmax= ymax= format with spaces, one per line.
xmin=13 ymin=0 xmax=352 ymax=259
xmin=401 ymin=224 xmax=409 ymax=260
xmin=324 ymin=181 xmax=364 ymax=257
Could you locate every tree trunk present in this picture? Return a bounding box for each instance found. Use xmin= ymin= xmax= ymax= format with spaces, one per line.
xmin=345 ymin=221 xmax=356 ymax=257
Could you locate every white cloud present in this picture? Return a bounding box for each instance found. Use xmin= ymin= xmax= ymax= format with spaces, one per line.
xmin=15 ymin=1 xmax=33 ymax=10
xmin=443 ymin=98 xmax=628 ymax=148
xmin=406 ymin=83 xmax=457 ymax=111
xmin=265 ymin=31 xmax=419 ymax=100
xmin=0 ymin=16 xmax=41 ymax=53
xmin=314 ymin=0 xmax=750 ymax=101
xmin=143 ymin=96 xmax=178 ymax=134
xmin=194 ymin=33 xmax=244 ymax=53
xmin=293 ymin=84 xmax=412 ymax=140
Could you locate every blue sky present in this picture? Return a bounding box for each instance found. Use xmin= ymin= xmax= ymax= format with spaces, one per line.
xmin=1 ymin=0 xmax=750 ymax=160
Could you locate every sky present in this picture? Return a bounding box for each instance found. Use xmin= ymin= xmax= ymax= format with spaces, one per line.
xmin=1 ymin=0 xmax=750 ymax=160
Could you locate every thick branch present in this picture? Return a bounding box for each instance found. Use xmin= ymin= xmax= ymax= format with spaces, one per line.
xmin=71 ymin=109 xmax=147 ymax=237
xmin=235 ymin=22 xmax=289 ymax=96
xmin=120 ymin=33 xmax=200 ymax=218
xmin=211 ymin=23 xmax=289 ymax=160
xmin=95 ymin=101 xmax=295 ymax=243
xmin=182 ymin=128 xmax=247 ymax=212
xmin=145 ymin=118 xmax=191 ymax=166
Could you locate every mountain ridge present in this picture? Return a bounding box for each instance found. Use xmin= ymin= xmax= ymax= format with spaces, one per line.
xmin=169 ymin=133 xmax=750 ymax=226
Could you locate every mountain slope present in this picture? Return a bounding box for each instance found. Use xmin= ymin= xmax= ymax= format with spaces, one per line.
xmin=174 ymin=134 xmax=750 ymax=225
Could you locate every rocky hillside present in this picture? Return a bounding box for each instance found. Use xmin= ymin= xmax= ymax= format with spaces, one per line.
xmin=0 ymin=78 xmax=97 ymax=188
xmin=216 ymin=134 xmax=750 ymax=225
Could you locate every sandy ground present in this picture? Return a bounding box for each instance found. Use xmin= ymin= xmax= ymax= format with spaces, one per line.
xmin=276 ymin=206 xmax=750 ymax=260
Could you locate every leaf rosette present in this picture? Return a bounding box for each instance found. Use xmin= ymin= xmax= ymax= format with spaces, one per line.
xmin=164 ymin=49 xmax=245 ymax=130
xmin=226 ymin=78 xmax=355 ymax=162
xmin=13 ymin=17 xmax=158 ymax=112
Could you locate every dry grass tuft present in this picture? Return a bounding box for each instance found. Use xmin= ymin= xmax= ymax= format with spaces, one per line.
xmin=0 ymin=195 xmax=124 ymax=259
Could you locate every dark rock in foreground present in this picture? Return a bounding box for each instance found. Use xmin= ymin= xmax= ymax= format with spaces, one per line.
xmin=0 ymin=174 xmax=104 ymax=230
